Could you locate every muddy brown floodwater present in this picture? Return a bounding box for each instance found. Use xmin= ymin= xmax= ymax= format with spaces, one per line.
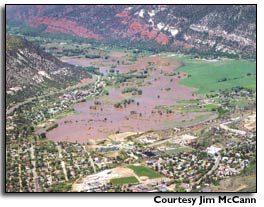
xmin=46 ymin=55 xmax=210 ymax=143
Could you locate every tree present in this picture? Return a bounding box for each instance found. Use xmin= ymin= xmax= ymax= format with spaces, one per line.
xmin=40 ymin=132 xmax=46 ymax=139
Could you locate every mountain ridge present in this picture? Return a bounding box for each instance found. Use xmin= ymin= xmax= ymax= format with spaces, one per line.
xmin=6 ymin=5 xmax=256 ymax=58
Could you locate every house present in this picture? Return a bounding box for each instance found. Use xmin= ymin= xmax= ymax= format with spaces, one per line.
xmin=207 ymin=146 xmax=221 ymax=155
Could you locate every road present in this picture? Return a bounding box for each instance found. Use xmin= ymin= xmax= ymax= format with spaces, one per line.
xmin=148 ymin=137 xmax=175 ymax=148
xmin=30 ymin=145 xmax=39 ymax=192
xmin=18 ymin=163 xmax=22 ymax=192
xmin=195 ymin=154 xmax=221 ymax=186
xmin=56 ymin=143 xmax=69 ymax=181
xmin=219 ymin=117 xmax=249 ymax=136
xmin=83 ymin=146 xmax=96 ymax=173
xmin=46 ymin=160 xmax=53 ymax=185
xmin=6 ymin=75 xmax=99 ymax=116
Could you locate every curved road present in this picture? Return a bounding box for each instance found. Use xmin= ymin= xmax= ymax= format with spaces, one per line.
xmin=6 ymin=75 xmax=99 ymax=116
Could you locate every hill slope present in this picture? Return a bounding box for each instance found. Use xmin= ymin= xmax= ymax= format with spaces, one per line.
xmin=6 ymin=36 xmax=91 ymax=104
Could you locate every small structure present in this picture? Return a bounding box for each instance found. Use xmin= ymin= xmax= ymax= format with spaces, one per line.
xmin=207 ymin=146 xmax=221 ymax=155
xmin=142 ymin=151 xmax=156 ymax=157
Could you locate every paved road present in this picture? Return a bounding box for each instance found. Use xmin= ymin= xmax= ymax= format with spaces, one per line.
xmin=83 ymin=146 xmax=96 ymax=173
xmin=18 ymin=163 xmax=22 ymax=192
xmin=195 ymin=154 xmax=221 ymax=186
xmin=30 ymin=145 xmax=39 ymax=192
xmin=6 ymin=97 xmax=35 ymax=116
xmin=56 ymin=143 xmax=69 ymax=181
xmin=148 ymin=137 xmax=175 ymax=148
xmin=219 ymin=117 xmax=249 ymax=136
xmin=6 ymin=75 xmax=99 ymax=116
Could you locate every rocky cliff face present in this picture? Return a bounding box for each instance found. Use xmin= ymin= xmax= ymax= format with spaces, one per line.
xmin=6 ymin=36 xmax=91 ymax=102
xmin=6 ymin=5 xmax=256 ymax=57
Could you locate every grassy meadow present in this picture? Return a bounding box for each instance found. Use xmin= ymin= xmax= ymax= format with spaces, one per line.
xmin=128 ymin=165 xmax=162 ymax=179
xmin=165 ymin=54 xmax=256 ymax=94
xmin=110 ymin=176 xmax=139 ymax=186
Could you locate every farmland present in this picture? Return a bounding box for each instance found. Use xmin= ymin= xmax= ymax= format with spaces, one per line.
xmin=164 ymin=54 xmax=256 ymax=94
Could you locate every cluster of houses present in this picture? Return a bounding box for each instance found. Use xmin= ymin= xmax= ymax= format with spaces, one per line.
xmin=146 ymin=151 xmax=214 ymax=192
xmin=128 ymin=178 xmax=172 ymax=192
xmin=6 ymin=140 xmax=95 ymax=192
xmin=215 ymin=141 xmax=254 ymax=179
xmin=6 ymin=143 xmax=35 ymax=192
xmin=61 ymin=89 xmax=93 ymax=101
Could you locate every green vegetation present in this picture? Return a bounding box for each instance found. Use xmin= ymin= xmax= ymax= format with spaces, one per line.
xmin=241 ymin=157 xmax=256 ymax=176
xmin=84 ymin=66 xmax=103 ymax=76
xmin=156 ymin=99 xmax=219 ymax=114
xmin=85 ymin=54 xmax=101 ymax=59
xmin=121 ymin=87 xmax=142 ymax=95
xmin=6 ymin=36 xmax=25 ymax=50
xmin=175 ymin=185 xmax=186 ymax=192
xmin=51 ymin=180 xmax=75 ymax=192
xmin=175 ymin=113 xmax=216 ymax=127
xmin=7 ymin=21 xmax=47 ymax=37
xmin=46 ymin=123 xmax=58 ymax=132
xmin=39 ymin=132 xmax=46 ymax=139
xmin=175 ymin=100 xmax=218 ymax=112
xmin=128 ymin=165 xmax=162 ymax=179
xmin=114 ymin=98 xmax=135 ymax=108
xmin=110 ymin=176 xmax=139 ymax=186
xmin=6 ymin=11 xmax=256 ymax=192
xmin=165 ymin=145 xmax=194 ymax=155
xmin=114 ymin=71 xmax=147 ymax=86
xmin=53 ymin=109 xmax=79 ymax=120
xmin=165 ymin=55 xmax=256 ymax=94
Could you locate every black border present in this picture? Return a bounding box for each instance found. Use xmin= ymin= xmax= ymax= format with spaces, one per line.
xmin=4 ymin=4 xmax=257 ymax=194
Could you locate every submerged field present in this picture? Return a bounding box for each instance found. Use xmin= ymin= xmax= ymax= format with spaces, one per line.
xmin=42 ymin=48 xmax=256 ymax=143
xmin=45 ymin=53 xmax=210 ymax=143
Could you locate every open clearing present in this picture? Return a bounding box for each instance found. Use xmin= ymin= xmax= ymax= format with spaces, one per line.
xmin=110 ymin=176 xmax=139 ymax=186
xmin=211 ymin=174 xmax=256 ymax=192
xmin=165 ymin=145 xmax=194 ymax=155
xmin=128 ymin=165 xmax=162 ymax=179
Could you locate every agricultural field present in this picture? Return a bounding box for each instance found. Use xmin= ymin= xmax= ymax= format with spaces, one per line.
xmin=164 ymin=54 xmax=256 ymax=94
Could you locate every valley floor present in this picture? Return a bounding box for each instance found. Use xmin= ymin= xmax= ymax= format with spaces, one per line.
xmin=6 ymin=44 xmax=256 ymax=192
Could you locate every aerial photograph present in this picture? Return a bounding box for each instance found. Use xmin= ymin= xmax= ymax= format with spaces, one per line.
xmin=5 ymin=5 xmax=256 ymax=192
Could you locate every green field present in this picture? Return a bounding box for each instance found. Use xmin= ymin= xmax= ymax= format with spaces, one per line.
xmin=156 ymin=99 xmax=218 ymax=113
xmin=110 ymin=176 xmax=139 ymax=186
xmin=165 ymin=55 xmax=256 ymax=94
xmin=175 ymin=113 xmax=216 ymax=127
xmin=165 ymin=145 xmax=194 ymax=155
xmin=128 ymin=165 xmax=162 ymax=179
